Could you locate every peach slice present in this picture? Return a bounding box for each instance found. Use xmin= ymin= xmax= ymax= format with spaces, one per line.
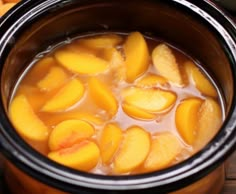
xmin=24 ymin=57 xmax=56 ymax=84
xmin=175 ymin=98 xmax=203 ymax=145
xmin=3 ymin=0 xmax=21 ymax=2
xmin=122 ymin=103 xmax=156 ymax=120
xmin=41 ymin=79 xmax=84 ymax=112
xmin=45 ymin=112 xmax=104 ymax=127
xmin=17 ymin=85 xmax=50 ymax=111
xmin=54 ymin=50 xmax=109 ymax=74
xmin=99 ymin=123 xmax=123 ymax=164
xmin=9 ymin=95 xmax=48 ymax=141
xmin=78 ymin=34 xmax=123 ymax=48
xmin=152 ymin=44 xmax=184 ymax=86
xmin=124 ymin=32 xmax=149 ymax=82
xmin=66 ymin=43 xmax=96 ymax=55
xmin=194 ymin=98 xmax=222 ymax=150
xmin=48 ymin=141 xmax=100 ymax=171
xmin=49 ymin=119 xmax=95 ymax=151
xmin=136 ymin=73 xmax=168 ymax=88
xmin=122 ymin=87 xmax=176 ymax=113
xmin=37 ymin=66 xmax=68 ymax=91
xmin=184 ymin=61 xmax=217 ymax=97
xmin=0 ymin=3 xmax=16 ymax=16
xmin=89 ymin=77 xmax=118 ymax=116
xmin=113 ymin=126 xmax=150 ymax=173
xmin=143 ymin=133 xmax=182 ymax=172
xmin=103 ymin=47 xmax=126 ymax=81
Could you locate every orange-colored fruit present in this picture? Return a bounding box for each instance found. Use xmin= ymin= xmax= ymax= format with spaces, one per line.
xmin=88 ymin=77 xmax=118 ymax=116
xmin=78 ymin=34 xmax=123 ymax=48
xmin=49 ymin=120 xmax=95 ymax=151
xmin=122 ymin=87 xmax=176 ymax=113
xmin=152 ymin=44 xmax=184 ymax=86
xmin=103 ymin=47 xmax=126 ymax=81
xmin=37 ymin=66 xmax=68 ymax=91
xmin=114 ymin=126 xmax=150 ymax=173
xmin=45 ymin=112 xmax=104 ymax=127
xmin=55 ymin=50 xmax=109 ymax=74
xmin=194 ymin=98 xmax=222 ymax=150
xmin=184 ymin=61 xmax=217 ymax=97
xmin=9 ymin=95 xmax=48 ymax=141
xmin=124 ymin=32 xmax=149 ymax=82
xmin=143 ymin=133 xmax=182 ymax=172
xmin=122 ymin=103 xmax=156 ymax=120
xmin=99 ymin=123 xmax=123 ymax=164
xmin=48 ymin=141 xmax=100 ymax=171
xmin=24 ymin=57 xmax=56 ymax=84
xmin=0 ymin=3 xmax=16 ymax=16
xmin=41 ymin=79 xmax=84 ymax=112
xmin=136 ymin=73 xmax=168 ymax=88
xmin=175 ymin=98 xmax=203 ymax=145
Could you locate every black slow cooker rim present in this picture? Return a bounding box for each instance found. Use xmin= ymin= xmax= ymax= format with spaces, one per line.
xmin=0 ymin=0 xmax=236 ymax=193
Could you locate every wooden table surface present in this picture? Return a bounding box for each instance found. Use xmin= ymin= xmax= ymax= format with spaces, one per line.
xmin=222 ymin=151 xmax=236 ymax=194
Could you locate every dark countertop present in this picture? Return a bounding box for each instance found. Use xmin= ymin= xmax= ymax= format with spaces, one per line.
xmin=222 ymin=151 xmax=236 ymax=194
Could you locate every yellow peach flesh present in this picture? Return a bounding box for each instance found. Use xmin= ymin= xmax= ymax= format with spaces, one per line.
xmin=9 ymin=95 xmax=48 ymax=141
xmin=152 ymin=44 xmax=183 ymax=86
xmin=54 ymin=50 xmax=109 ymax=74
xmin=175 ymin=98 xmax=203 ymax=145
xmin=78 ymin=34 xmax=123 ymax=48
xmin=88 ymin=77 xmax=118 ymax=116
xmin=48 ymin=141 xmax=100 ymax=171
xmin=103 ymin=47 xmax=126 ymax=81
xmin=124 ymin=32 xmax=149 ymax=82
xmin=45 ymin=112 xmax=104 ymax=127
xmin=114 ymin=126 xmax=150 ymax=173
xmin=37 ymin=66 xmax=68 ymax=91
xmin=48 ymin=119 xmax=95 ymax=151
xmin=136 ymin=73 xmax=168 ymax=87
xmin=184 ymin=61 xmax=217 ymax=97
xmin=122 ymin=103 xmax=156 ymax=120
xmin=195 ymin=98 xmax=222 ymax=150
xmin=143 ymin=133 xmax=182 ymax=172
xmin=122 ymin=87 xmax=176 ymax=113
xmin=99 ymin=123 xmax=123 ymax=164
xmin=41 ymin=79 xmax=84 ymax=112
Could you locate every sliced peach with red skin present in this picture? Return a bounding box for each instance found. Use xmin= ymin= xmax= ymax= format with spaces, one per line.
xmin=78 ymin=34 xmax=123 ymax=48
xmin=9 ymin=95 xmax=48 ymax=141
xmin=99 ymin=123 xmax=123 ymax=164
xmin=122 ymin=103 xmax=156 ymax=120
xmin=89 ymin=77 xmax=118 ymax=116
xmin=48 ymin=119 xmax=95 ymax=151
xmin=184 ymin=61 xmax=217 ymax=97
xmin=152 ymin=44 xmax=184 ymax=86
xmin=48 ymin=141 xmax=100 ymax=171
xmin=124 ymin=32 xmax=150 ymax=82
xmin=194 ymin=98 xmax=222 ymax=150
xmin=175 ymin=98 xmax=203 ymax=145
xmin=41 ymin=78 xmax=84 ymax=112
xmin=37 ymin=66 xmax=68 ymax=91
xmin=136 ymin=73 xmax=168 ymax=88
xmin=113 ymin=126 xmax=150 ymax=173
xmin=122 ymin=87 xmax=176 ymax=113
xmin=143 ymin=132 xmax=182 ymax=172
xmin=55 ymin=50 xmax=109 ymax=74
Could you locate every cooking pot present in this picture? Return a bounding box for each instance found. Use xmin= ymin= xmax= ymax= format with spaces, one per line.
xmin=0 ymin=0 xmax=236 ymax=193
